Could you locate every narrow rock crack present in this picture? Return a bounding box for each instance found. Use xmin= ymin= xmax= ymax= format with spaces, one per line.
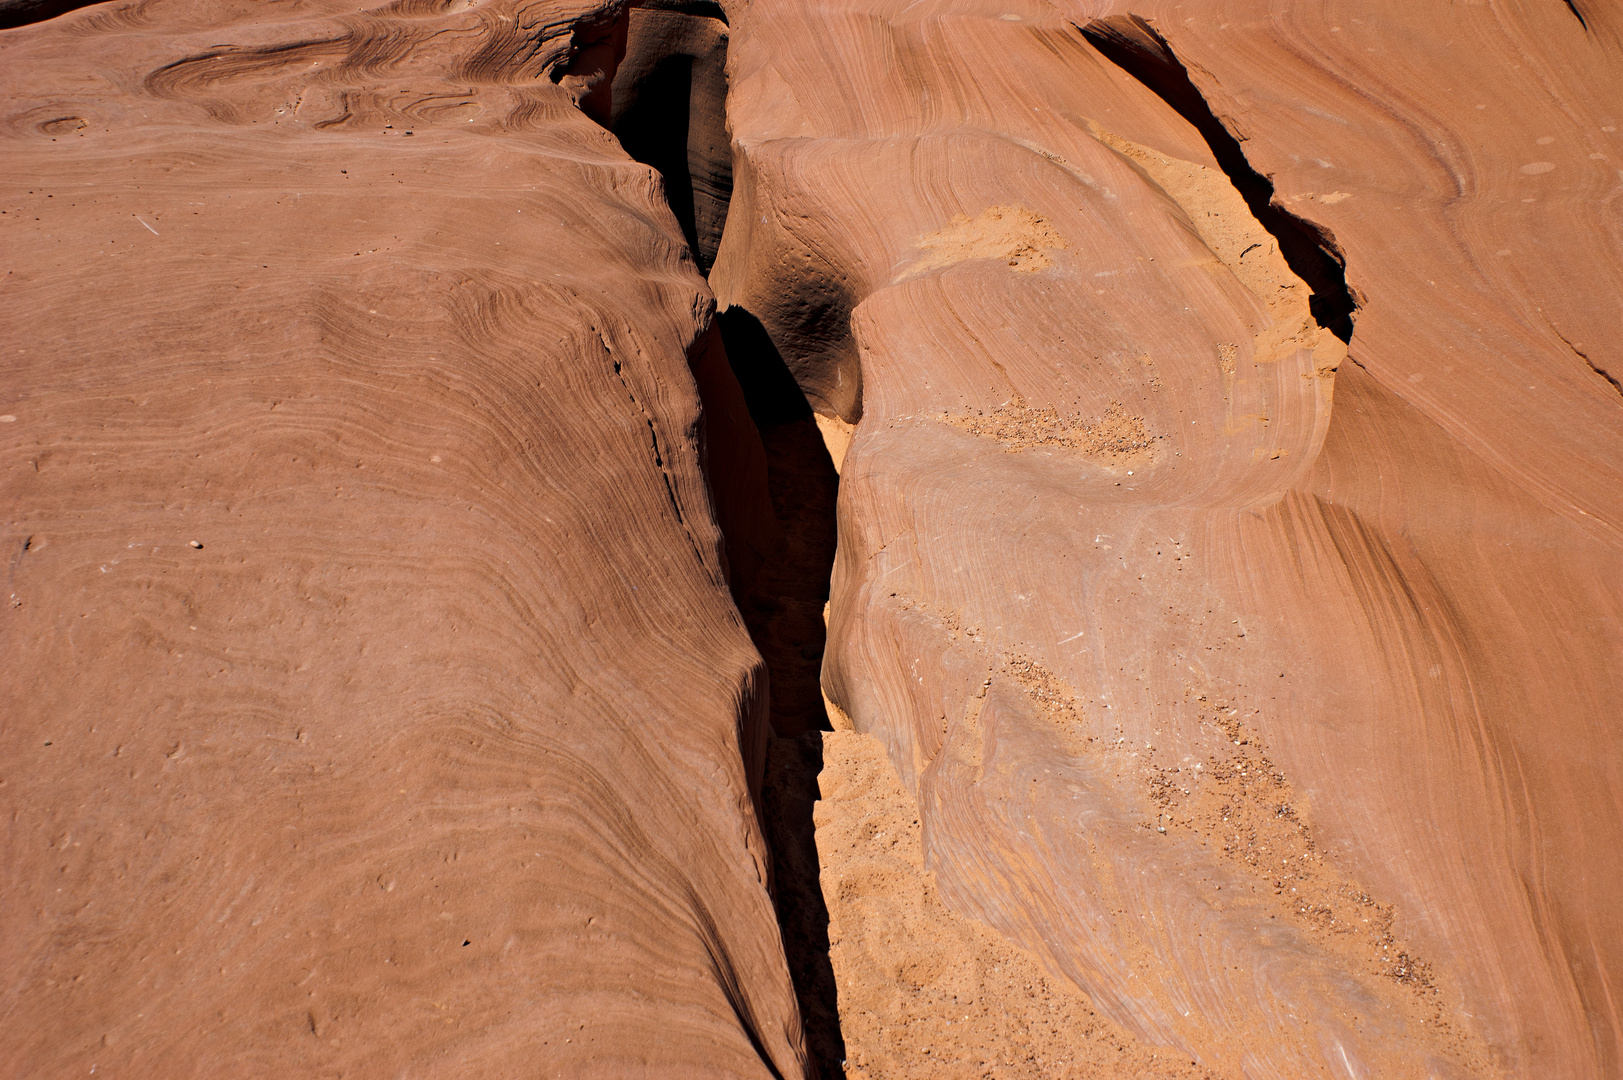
xmin=1080 ymin=14 xmax=1360 ymax=343
xmin=596 ymin=6 xmax=848 ymax=1073
xmin=1557 ymin=331 xmax=1623 ymax=400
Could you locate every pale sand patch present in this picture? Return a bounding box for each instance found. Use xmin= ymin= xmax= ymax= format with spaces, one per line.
xmin=901 ymin=205 xmax=1067 ymax=278
xmin=815 ymin=412 xmax=855 ymax=474
xmin=1086 ymin=123 xmax=1345 ymax=375
xmin=815 ymin=727 xmax=1220 ymax=1080
xmin=944 ymin=398 xmax=1159 ymax=464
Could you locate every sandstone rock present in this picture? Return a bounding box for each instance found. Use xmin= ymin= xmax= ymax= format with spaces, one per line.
xmin=5 ymin=0 xmax=1620 ymax=1076
xmin=0 ymin=2 xmax=804 ymax=1075
xmin=714 ymin=1 xmax=1621 ymax=1076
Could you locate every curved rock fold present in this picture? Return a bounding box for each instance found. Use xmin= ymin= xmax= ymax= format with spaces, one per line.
xmin=3 ymin=0 xmax=1620 ymax=1077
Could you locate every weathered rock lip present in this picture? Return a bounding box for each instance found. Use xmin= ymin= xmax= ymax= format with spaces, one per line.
xmin=1079 ymin=13 xmax=1359 ymax=343
xmin=0 ymin=0 xmax=101 ymax=32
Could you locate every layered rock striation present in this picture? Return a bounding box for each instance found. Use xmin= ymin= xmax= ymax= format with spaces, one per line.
xmin=4 ymin=0 xmax=1620 ymax=1076
xmin=2 ymin=1 xmax=803 ymax=1075
xmin=715 ymin=0 xmax=1622 ymax=1076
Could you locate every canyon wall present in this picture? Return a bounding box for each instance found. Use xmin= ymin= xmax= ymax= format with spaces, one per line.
xmin=714 ymin=0 xmax=1621 ymax=1076
xmin=0 ymin=1 xmax=806 ymax=1075
xmin=4 ymin=0 xmax=1620 ymax=1076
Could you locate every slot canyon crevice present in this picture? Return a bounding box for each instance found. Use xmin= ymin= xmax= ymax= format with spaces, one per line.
xmin=607 ymin=3 xmax=849 ymax=1074
xmin=3 ymin=1 xmax=1621 ymax=1078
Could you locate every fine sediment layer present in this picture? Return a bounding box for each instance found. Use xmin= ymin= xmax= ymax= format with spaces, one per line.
xmin=816 ymin=724 xmax=1221 ymax=1079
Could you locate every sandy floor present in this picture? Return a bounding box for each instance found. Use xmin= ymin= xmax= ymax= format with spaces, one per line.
xmin=813 ymin=728 xmax=1219 ymax=1080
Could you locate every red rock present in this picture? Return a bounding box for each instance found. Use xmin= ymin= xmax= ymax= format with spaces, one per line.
xmin=6 ymin=0 xmax=1620 ymax=1075
xmin=716 ymin=0 xmax=1620 ymax=1075
xmin=0 ymin=1 xmax=803 ymax=1075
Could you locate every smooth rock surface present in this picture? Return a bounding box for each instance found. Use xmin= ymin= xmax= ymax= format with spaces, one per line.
xmin=5 ymin=0 xmax=1621 ymax=1076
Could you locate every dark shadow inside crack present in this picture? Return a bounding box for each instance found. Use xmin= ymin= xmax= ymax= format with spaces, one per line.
xmin=718 ymin=308 xmax=840 ymax=743
xmin=718 ymin=305 xmax=846 ymax=1078
xmin=610 ymin=0 xmax=733 ymax=273
xmin=0 ymin=0 xmax=102 ymax=31
xmin=1081 ymin=13 xmax=1360 ymax=343
xmin=609 ymin=9 xmax=846 ymax=1074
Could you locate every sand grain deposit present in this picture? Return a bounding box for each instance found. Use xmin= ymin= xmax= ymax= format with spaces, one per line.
xmin=3 ymin=0 xmax=1619 ymax=1077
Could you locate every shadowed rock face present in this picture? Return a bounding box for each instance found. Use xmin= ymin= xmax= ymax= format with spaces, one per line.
xmin=0 ymin=1 xmax=805 ymax=1075
xmin=4 ymin=0 xmax=1621 ymax=1077
xmin=610 ymin=0 xmax=732 ymax=273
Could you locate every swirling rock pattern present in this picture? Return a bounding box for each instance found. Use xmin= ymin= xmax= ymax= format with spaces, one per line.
xmin=0 ymin=1 xmax=804 ymax=1076
xmin=5 ymin=0 xmax=1622 ymax=1075
xmin=714 ymin=0 xmax=1620 ymax=1076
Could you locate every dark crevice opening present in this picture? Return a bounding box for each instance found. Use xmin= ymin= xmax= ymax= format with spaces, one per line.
xmin=1081 ymin=14 xmax=1360 ymax=343
xmin=1587 ymin=359 xmax=1623 ymax=398
xmin=1563 ymin=0 xmax=1590 ymax=32
xmin=606 ymin=7 xmax=846 ymax=1076
xmin=0 ymin=0 xmax=101 ymax=32
xmin=718 ymin=307 xmax=845 ymax=1077
xmin=714 ymin=281 xmax=848 ymax=1080
xmin=609 ymin=0 xmax=734 ymax=273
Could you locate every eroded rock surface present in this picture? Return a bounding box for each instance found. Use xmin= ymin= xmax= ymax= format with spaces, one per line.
xmin=1 ymin=1 xmax=804 ymax=1075
xmin=5 ymin=0 xmax=1621 ymax=1076
xmin=816 ymin=725 xmax=1221 ymax=1079
xmin=713 ymin=0 xmax=1621 ymax=1077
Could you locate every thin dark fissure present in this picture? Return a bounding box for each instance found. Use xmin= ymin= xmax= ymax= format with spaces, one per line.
xmin=723 ymin=311 xmax=845 ymax=1079
xmin=1585 ymin=358 xmax=1623 ymax=398
xmin=1563 ymin=0 xmax=1590 ymax=33
xmin=1558 ymin=332 xmax=1623 ymax=400
xmin=609 ymin=0 xmax=734 ymax=274
xmin=607 ymin=4 xmax=847 ymax=1075
xmin=1081 ymin=14 xmax=1361 ymax=343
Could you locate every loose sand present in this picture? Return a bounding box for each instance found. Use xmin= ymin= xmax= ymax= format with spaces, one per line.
xmin=813 ymin=728 xmax=1218 ymax=1080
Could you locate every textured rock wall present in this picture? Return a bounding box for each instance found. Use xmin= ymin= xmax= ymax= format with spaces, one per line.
xmin=1067 ymin=8 xmax=1623 ymax=1076
xmin=714 ymin=0 xmax=1621 ymax=1076
xmin=0 ymin=1 xmax=805 ymax=1075
xmin=5 ymin=0 xmax=1621 ymax=1076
